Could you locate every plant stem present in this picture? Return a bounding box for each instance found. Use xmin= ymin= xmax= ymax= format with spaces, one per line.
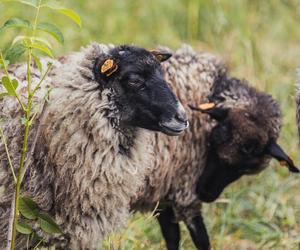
xmin=0 ymin=52 xmax=10 ymax=77
xmin=0 ymin=126 xmax=17 ymax=183
xmin=32 ymin=0 xmax=42 ymax=38
xmin=9 ymin=0 xmax=41 ymax=246
xmin=32 ymin=63 xmax=52 ymax=96
xmin=10 ymin=118 xmax=30 ymax=250
xmin=32 ymin=237 xmax=45 ymax=250
xmin=26 ymin=49 xmax=32 ymax=95
xmin=10 ymin=50 xmax=32 ymax=249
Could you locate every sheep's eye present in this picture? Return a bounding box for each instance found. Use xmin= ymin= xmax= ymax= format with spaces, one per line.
xmin=128 ymin=81 xmax=146 ymax=90
xmin=241 ymin=145 xmax=255 ymax=155
xmin=241 ymin=140 xmax=260 ymax=155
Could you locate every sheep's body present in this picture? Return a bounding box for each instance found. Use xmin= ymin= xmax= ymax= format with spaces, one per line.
xmin=0 ymin=44 xmax=155 ymax=249
xmin=132 ymin=45 xmax=282 ymax=248
xmin=133 ymin=46 xmax=225 ymax=219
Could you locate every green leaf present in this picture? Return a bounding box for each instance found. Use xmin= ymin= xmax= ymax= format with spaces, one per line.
xmin=32 ymin=37 xmax=53 ymax=49
xmin=5 ymin=43 xmax=26 ymax=64
xmin=0 ymin=92 xmax=9 ymax=99
xmin=21 ymin=117 xmax=28 ymax=125
xmin=37 ymin=22 xmax=64 ymax=44
xmin=12 ymin=36 xmax=52 ymax=49
xmin=16 ymin=222 xmax=33 ymax=234
xmin=44 ymin=4 xmax=81 ymax=27
xmin=1 ymin=17 xmax=32 ymax=30
xmin=31 ymin=232 xmax=47 ymax=246
xmin=1 ymin=76 xmax=18 ymax=96
xmin=19 ymin=196 xmax=39 ymax=220
xmin=32 ymin=53 xmax=42 ymax=72
xmin=18 ymin=0 xmax=38 ymax=8
xmin=30 ymin=43 xmax=54 ymax=58
xmin=11 ymin=79 xmax=18 ymax=90
xmin=12 ymin=35 xmax=27 ymax=46
xmin=57 ymin=9 xmax=81 ymax=27
xmin=0 ymin=58 xmax=9 ymax=69
xmin=38 ymin=213 xmax=62 ymax=234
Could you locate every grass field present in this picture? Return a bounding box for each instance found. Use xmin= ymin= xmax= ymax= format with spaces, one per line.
xmin=1 ymin=0 xmax=300 ymax=249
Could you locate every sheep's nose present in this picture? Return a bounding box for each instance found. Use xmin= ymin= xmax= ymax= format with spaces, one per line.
xmin=158 ymin=102 xmax=189 ymax=136
xmin=175 ymin=111 xmax=188 ymax=123
xmin=175 ymin=103 xmax=188 ymax=124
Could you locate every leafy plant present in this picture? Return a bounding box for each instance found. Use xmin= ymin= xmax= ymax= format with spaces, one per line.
xmin=17 ymin=196 xmax=62 ymax=237
xmin=0 ymin=0 xmax=81 ymax=249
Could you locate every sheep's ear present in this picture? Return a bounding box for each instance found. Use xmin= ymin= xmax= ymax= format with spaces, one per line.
xmin=266 ymin=141 xmax=299 ymax=173
xmin=150 ymin=50 xmax=172 ymax=62
xmin=188 ymin=103 xmax=229 ymax=121
xmin=99 ymin=58 xmax=118 ymax=77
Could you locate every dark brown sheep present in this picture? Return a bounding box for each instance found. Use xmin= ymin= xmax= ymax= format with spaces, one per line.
xmin=132 ymin=45 xmax=298 ymax=250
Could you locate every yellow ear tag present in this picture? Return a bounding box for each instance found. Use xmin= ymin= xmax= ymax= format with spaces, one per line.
xmin=100 ymin=59 xmax=118 ymax=76
xmin=150 ymin=50 xmax=165 ymax=62
xmin=156 ymin=55 xmax=163 ymax=61
xmin=198 ymin=103 xmax=216 ymax=110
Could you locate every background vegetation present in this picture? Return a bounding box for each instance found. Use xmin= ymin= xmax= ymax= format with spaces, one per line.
xmin=1 ymin=0 xmax=299 ymax=249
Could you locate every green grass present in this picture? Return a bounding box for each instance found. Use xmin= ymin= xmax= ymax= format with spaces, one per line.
xmin=1 ymin=0 xmax=300 ymax=249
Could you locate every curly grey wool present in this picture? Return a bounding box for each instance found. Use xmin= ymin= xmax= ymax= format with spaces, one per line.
xmin=132 ymin=44 xmax=288 ymax=249
xmin=133 ymin=45 xmax=227 ymax=213
xmin=0 ymin=43 xmax=186 ymax=249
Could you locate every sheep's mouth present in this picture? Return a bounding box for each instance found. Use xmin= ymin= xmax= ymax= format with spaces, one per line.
xmin=158 ymin=121 xmax=188 ymax=136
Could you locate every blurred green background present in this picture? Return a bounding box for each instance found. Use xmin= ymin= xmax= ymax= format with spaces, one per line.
xmin=1 ymin=0 xmax=300 ymax=249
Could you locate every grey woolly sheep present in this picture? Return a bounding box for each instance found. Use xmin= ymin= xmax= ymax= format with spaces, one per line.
xmin=0 ymin=43 xmax=189 ymax=249
xmin=132 ymin=45 xmax=299 ymax=250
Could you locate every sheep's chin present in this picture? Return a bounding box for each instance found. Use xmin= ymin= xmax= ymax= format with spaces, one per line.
xmin=158 ymin=121 xmax=188 ymax=136
xmin=197 ymin=189 xmax=219 ymax=203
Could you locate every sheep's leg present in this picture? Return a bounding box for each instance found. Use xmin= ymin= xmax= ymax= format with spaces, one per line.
xmin=157 ymin=206 xmax=180 ymax=250
xmin=185 ymin=213 xmax=210 ymax=250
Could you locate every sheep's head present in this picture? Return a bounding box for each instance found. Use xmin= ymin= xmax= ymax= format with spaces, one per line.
xmin=93 ymin=45 xmax=188 ymax=135
xmin=189 ymin=103 xmax=299 ymax=203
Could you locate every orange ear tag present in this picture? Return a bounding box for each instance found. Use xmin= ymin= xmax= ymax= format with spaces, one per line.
xmin=279 ymin=160 xmax=288 ymax=166
xmin=100 ymin=59 xmax=118 ymax=76
xmin=279 ymin=155 xmax=293 ymax=167
xmin=198 ymin=103 xmax=216 ymax=110
xmin=149 ymin=49 xmax=170 ymax=62
xmin=156 ymin=55 xmax=164 ymax=61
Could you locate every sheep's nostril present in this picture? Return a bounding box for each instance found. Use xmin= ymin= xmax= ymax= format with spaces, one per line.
xmin=175 ymin=114 xmax=185 ymax=122
xmin=175 ymin=111 xmax=188 ymax=123
xmin=159 ymin=105 xmax=189 ymax=135
xmin=175 ymin=103 xmax=188 ymax=124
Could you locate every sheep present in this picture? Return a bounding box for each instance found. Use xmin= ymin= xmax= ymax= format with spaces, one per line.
xmin=132 ymin=45 xmax=299 ymax=250
xmin=0 ymin=43 xmax=189 ymax=249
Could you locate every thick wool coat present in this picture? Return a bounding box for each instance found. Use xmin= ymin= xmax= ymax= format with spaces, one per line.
xmin=0 ymin=43 xmax=154 ymax=249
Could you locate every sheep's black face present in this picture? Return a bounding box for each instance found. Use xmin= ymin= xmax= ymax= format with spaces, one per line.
xmin=192 ymin=107 xmax=298 ymax=203
xmin=94 ymin=45 xmax=188 ymax=135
